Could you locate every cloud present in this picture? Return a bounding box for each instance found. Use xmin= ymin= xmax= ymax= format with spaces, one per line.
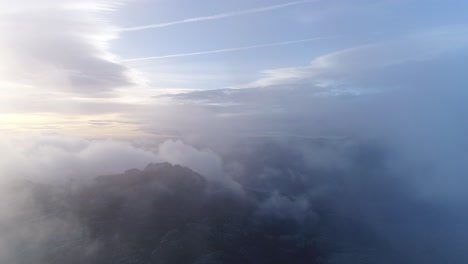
xmin=119 ymin=0 xmax=318 ymax=32
xmin=0 ymin=134 xmax=160 ymax=183
xmin=120 ymin=36 xmax=337 ymax=62
xmin=149 ymin=24 xmax=468 ymax=200
xmin=0 ymin=135 xmax=412 ymax=263
xmin=157 ymin=140 xmax=242 ymax=191
xmin=0 ymin=134 xmax=233 ymax=186
xmin=244 ymin=26 xmax=468 ymax=89
xmin=157 ymin=140 xmax=223 ymax=179
xmin=0 ymin=128 xmax=467 ymax=263
xmin=0 ymin=0 xmax=133 ymax=96
xmin=1 ymin=1 xmax=468 ymax=263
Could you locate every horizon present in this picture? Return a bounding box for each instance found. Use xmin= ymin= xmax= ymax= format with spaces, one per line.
xmin=1 ymin=1 xmax=468 ymax=263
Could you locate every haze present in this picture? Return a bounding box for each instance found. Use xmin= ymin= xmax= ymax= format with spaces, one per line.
xmin=0 ymin=1 xmax=467 ymax=263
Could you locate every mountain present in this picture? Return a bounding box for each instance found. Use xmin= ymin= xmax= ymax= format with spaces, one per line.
xmin=6 ymin=162 xmax=396 ymax=264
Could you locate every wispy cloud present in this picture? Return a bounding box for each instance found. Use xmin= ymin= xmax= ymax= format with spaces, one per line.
xmin=0 ymin=0 xmax=133 ymax=96
xmin=242 ymin=26 xmax=468 ymax=88
xmin=119 ymin=0 xmax=317 ymax=32
xmin=119 ymin=36 xmax=338 ymax=62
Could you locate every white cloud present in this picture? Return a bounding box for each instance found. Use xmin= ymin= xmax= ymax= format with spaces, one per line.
xmin=244 ymin=26 xmax=468 ymax=89
xmin=0 ymin=134 xmax=235 ymax=186
xmin=158 ymin=140 xmax=224 ymax=181
xmin=119 ymin=0 xmax=318 ymax=32
xmin=0 ymin=134 xmax=160 ymax=183
xmin=120 ymin=37 xmax=334 ymax=62
xmin=0 ymin=0 xmax=132 ymax=96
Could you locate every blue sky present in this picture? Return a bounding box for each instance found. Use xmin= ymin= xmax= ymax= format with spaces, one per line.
xmin=110 ymin=0 xmax=468 ymax=89
xmin=0 ymin=0 xmax=468 ymax=137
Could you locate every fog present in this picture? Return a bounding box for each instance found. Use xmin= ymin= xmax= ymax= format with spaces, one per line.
xmin=1 ymin=0 xmax=467 ymax=263
xmin=2 ymin=52 xmax=468 ymax=262
xmin=1 ymin=92 xmax=467 ymax=262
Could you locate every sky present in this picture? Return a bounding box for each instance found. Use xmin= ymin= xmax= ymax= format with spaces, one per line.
xmin=1 ymin=2 xmax=468 ymax=262
xmin=0 ymin=0 xmax=468 ymax=137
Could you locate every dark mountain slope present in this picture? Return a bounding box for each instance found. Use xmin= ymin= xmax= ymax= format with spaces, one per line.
xmin=8 ymin=162 xmax=398 ymax=264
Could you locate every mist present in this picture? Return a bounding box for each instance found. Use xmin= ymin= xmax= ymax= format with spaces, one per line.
xmin=2 ymin=58 xmax=468 ymax=262
xmin=1 ymin=0 xmax=468 ymax=263
xmin=1 ymin=94 xmax=468 ymax=263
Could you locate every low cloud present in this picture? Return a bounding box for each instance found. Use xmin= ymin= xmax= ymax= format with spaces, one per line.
xmin=0 ymin=134 xmax=234 ymax=186
xmin=158 ymin=140 xmax=223 ymax=180
xmin=0 ymin=134 xmax=159 ymax=183
xmin=0 ymin=130 xmax=467 ymax=263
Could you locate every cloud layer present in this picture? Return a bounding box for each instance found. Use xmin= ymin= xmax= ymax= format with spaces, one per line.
xmin=245 ymin=26 xmax=468 ymax=89
xmin=1 ymin=133 xmax=467 ymax=263
xmin=0 ymin=0 xmax=132 ymax=96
